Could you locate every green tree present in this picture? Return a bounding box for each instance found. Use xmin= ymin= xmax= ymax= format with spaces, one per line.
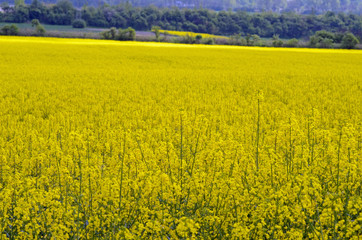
xmin=110 ymin=27 xmax=117 ymax=39
xmin=10 ymin=24 xmax=19 ymax=35
xmin=12 ymin=5 xmax=29 ymax=23
xmin=319 ymin=38 xmax=334 ymax=48
xmin=151 ymin=25 xmax=161 ymax=41
xmin=31 ymin=18 xmax=40 ymax=27
xmin=31 ymin=19 xmax=46 ymax=36
xmin=72 ymin=19 xmax=87 ymax=28
xmin=56 ymin=0 xmax=74 ymax=13
xmin=201 ymin=38 xmax=214 ymax=45
xmin=284 ymin=38 xmax=299 ymax=47
xmin=272 ymin=34 xmax=283 ymax=47
xmin=118 ymin=27 xmax=136 ymax=41
xmin=250 ymin=34 xmax=261 ymax=46
xmin=101 ymin=27 xmax=117 ymax=39
xmin=341 ymin=32 xmax=359 ymax=49
xmin=309 ymin=30 xmax=335 ymax=47
xmin=195 ymin=34 xmax=202 ymax=43
xmin=14 ymin=0 xmax=25 ymax=7
xmin=245 ymin=34 xmax=251 ymax=46
xmin=180 ymin=34 xmax=196 ymax=44
xmin=29 ymin=0 xmax=45 ymax=20
xmin=0 ymin=24 xmax=19 ymax=35
xmin=229 ymin=34 xmax=246 ymax=46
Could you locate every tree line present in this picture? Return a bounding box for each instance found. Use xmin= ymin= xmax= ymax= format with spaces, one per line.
xmin=1 ymin=0 xmax=362 ymax=40
xmin=2 ymin=0 xmax=362 ymax=13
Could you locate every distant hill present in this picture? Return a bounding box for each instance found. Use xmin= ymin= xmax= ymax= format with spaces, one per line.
xmin=1 ymin=0 xmax=362 ymax=14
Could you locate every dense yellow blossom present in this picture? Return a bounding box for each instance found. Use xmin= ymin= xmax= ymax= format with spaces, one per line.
xmin=0 ymin=36 xmax=361 ymax=239
xmin=159 ymin=30 xmax=229 ymax=39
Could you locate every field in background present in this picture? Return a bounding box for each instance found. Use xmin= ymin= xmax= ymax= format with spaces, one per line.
xmin=0 ymin=22 xmax=105 ymax=32
xmin=0 ymin=22 xmax=229 ymax=39
xmin=159 ymin=29 xmax=229 ymax=39
xmin=2 ymin=22 xmax=362 ymax=48
xmin=0 ymin=37 xmax=361 ymax=239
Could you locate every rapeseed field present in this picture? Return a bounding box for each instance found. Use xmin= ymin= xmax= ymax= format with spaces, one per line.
xmin=0 ymin=36 xmax=361 ymax=239
xmin=159 ymin=30 xmax=229 ymax=39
